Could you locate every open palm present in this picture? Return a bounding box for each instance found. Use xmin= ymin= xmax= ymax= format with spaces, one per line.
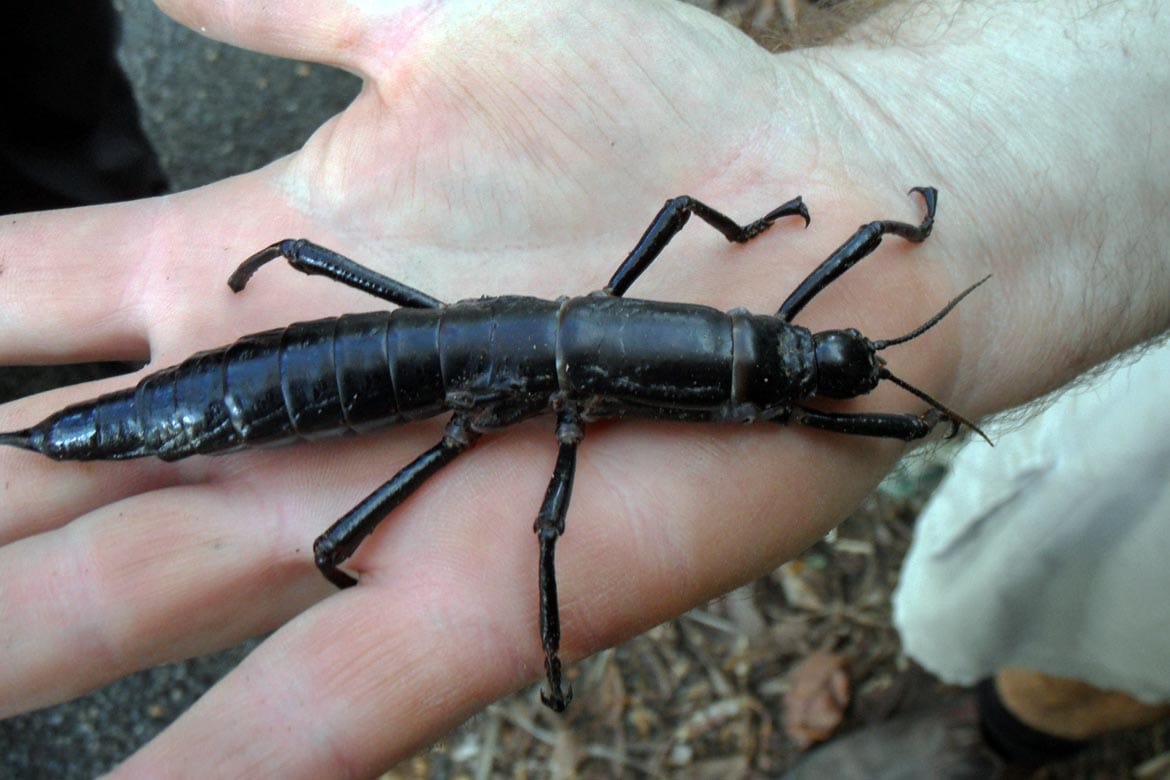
xmin=0 ymin=1 xmax=965 ymax=775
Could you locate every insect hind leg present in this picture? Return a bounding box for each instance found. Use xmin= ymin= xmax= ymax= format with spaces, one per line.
xmin=534 ymin=410 xmax=584 ymax=712
xmin=228 ymin=239 xmax=445 ymax=309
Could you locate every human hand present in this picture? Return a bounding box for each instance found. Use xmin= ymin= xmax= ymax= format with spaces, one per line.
xmin=1 ymin=0 xmax=1166 ymax=776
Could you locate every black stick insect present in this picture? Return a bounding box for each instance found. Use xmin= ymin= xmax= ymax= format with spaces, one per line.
xmin=1 ymin=187 xmax=987 ymax=711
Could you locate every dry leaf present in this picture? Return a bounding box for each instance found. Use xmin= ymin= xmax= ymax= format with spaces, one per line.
xmin=782 ymin=652 xmax=851 ymax=749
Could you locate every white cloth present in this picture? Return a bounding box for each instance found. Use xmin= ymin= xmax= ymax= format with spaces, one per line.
xmin=894 ymin=341 xmax=1170 ymax=703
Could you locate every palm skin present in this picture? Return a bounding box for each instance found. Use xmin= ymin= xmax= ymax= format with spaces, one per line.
xmin=10 ymin=0 xmax=1161 ymax=776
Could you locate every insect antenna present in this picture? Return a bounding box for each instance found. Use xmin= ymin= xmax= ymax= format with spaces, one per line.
xmin=870 ymin=275 xmax=991 ymax=350
xmin=867 ymin=275 xmax=993 ymax=445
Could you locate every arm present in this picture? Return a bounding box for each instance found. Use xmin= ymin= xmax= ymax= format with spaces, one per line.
xmin=0 ymin=1 xmax=1165 ymax=776
xmin=818 ymin=0 xmax=1170 ymax=413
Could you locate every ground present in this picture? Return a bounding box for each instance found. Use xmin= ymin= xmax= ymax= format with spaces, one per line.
xmin=1 ymin=1 xmax=1167 ymax=777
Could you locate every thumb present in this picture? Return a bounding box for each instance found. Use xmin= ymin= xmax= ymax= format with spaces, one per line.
xmin=151 ymin=0 xmax=439 ymax=75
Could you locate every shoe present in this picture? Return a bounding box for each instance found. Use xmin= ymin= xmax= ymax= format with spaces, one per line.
xmin=782 ymin=692 xmax=1033 ymax=779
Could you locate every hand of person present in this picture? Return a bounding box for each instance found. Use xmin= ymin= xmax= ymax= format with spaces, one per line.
xmin=1 ymin=0 xmax=1166 ymax=776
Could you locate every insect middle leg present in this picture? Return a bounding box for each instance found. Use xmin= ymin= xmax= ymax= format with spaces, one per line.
xmin=777 ymin=187 xmax=937 ymax=322
xmin=313 ymin=414 xmax=479 ymax=588
xmin=603 ymin=195 xmax=809 ymax=297
xmin=228 ymin=238 xmax=445 ymax=309
xmin=533 ymin=409 xmax=584 ymax=712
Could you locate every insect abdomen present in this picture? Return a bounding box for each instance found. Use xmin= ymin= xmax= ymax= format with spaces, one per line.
xmin=17 ymin=311 xmax=445 ymax=461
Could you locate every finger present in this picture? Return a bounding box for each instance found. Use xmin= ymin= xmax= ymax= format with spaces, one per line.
xmin=0 ymin=448 xmax=178 ymax=546
xmin=152 ymin=0 xmax=434 ymax=75
xmin=0 ymin=413 xmax=449 ymax=715
xmin=0 ymin=174 xmax=362 ymax=369
xmin=0 ymin=204 xmax=154 ymax=364
xmin=0 ymin=376 xmax=184 ymax=544
xmin=112 ymin=446 xmax=564 ymax=777
xmin=0 ymin=478 xmax=334 ymax=717
xmin=115 ymin=578 xmax=522 ymax=778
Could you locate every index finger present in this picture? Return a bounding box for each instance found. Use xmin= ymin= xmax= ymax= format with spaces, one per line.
xmin=0 ymin=203 xmax=156 ymax=365
xmin=153 ymin=0 xmax=437 ymax=76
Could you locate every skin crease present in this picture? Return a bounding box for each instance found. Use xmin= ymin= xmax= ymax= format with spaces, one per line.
xmin=0 ymin=0 xmax=1167 ymax=776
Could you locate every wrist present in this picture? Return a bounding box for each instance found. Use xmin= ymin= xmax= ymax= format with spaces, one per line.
xmin=789 ymin=0 xmax=1170 ymax=416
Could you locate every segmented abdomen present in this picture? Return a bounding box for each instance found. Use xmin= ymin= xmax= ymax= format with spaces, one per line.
xmin=26 ymin=298 xmax=562 ymax=461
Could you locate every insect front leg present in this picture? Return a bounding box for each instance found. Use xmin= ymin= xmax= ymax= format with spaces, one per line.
xmin=534 ymin=409 xmax=584 ymax=712
xmin=228 ymin=239 xmax=446 ymax=309
xmin=790 ymin=406 xmax=951 ymax=441
xmin=777 ymin=187 xmax=937 ymax=322
xmin=603 ymin=195 xmax=809 ymax=297
xmin=313 ymin=415 xmax=479 ymax=588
